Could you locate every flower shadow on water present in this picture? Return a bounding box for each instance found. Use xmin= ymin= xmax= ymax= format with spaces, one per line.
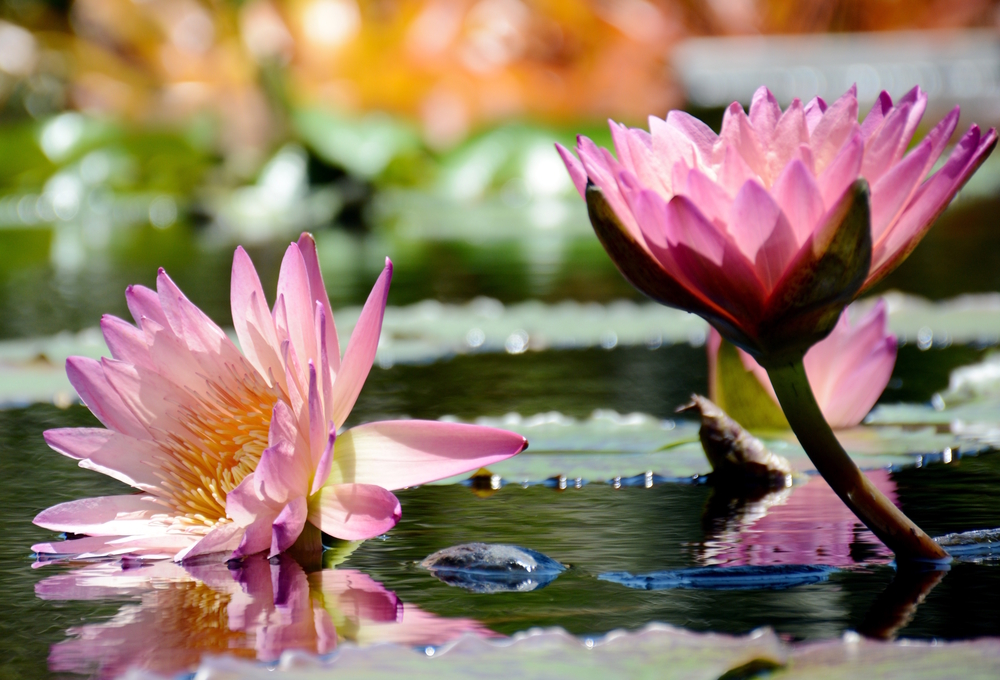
xmin=35 ymin=554 xmax=497 ymax=679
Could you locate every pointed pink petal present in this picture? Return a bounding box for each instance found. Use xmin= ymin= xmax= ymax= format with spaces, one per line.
xmin=619 ymin=124 xmax=671 ymax=198
xmin=276 ymin=243 xmax=319 ymax=382
xmin=328 ymin=420 xmax=527 ymax=490
xmin=233 ymin=513 xmax=276 ymax=559
xmin=860 ymin=102 xmax=912 ymax=186
xmin=156 ymin=268 xmax=240 ymax=362
xmin=749 ymin=86 xmax=782 ymax=137
xmin=99 ymin=358 xmax=190 ymax=435
xmin=231 ymin=246 xmax=284 ymax=383
xmin=175 ymin=522 xmax=245 ymax=562
xmin=329 ymin=258 xmax=392 ymax=428
xmin=803 ymin=96 xmax=828 ymax=135
xmin=729 ymin=179 xmax=798 ymax=289
xmin=100 ymin=315 xmax=152 ymax=370
xmin=764 ymin=99 xmax=810 ymax=183
xmin=871 ymin=126 xmax=998 ymax=280
xmin=125 ymin=284 xmax=167 ymax=329
xmin=297 ymin=232 xmax=341 ymax=375
xmin=816 ymin=133 xmax=863 ymax=210
xmin=859 ymin=91 xmax=894 ymax=141
xmin=804 ymin=302 xmax=897 ymax=428
xmin=578 ymin=135 xmax=641 ymax=241
xmin=34 ymin=533 xmax=196 ymax=560
xmin=809 ymin=85 xmax=859 ymax=173
xmin=870 ymin=136 xmax=934 ymax=242
xmin=307 ymin=361 xmax=325 ymax=468
xmin=255 ymin=401 xmax=311 ymax=505
xmin=649 ymin=116 xmax=697 ymax=188
xmin=717 ymin=144 xmax=756 ymax=197
xmin=308 ymin=483 xmax=400 ymax=540
xmin=555 ymin=143 xmax=587 ymax=198
xmin=65 ymin=357 xmax=148 ymax=439
xmin=311 ymin=429 xmax=335 ymax=496
xmin=270 ymin=496 xmax=308 ymax=557
xmin=313 ymin=569 xmax=402 ymax=622
xmin=719 ymin=102 xmax=764 ymax=179
xmin=34 ymin=494 xmax=168 ymax=536
xmin=770 ymin=159 xmax=826 ymax=248
xmin=44 ymin=428 xmax=161 ymax=491
xmin=665 ymin=110 xmax=717 ymax=165
xmin=683 ymin=169 xmax=732 ymax=228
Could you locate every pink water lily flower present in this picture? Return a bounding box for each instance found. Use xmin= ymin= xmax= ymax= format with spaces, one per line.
xmin=708 ymin=300 xmax=897 ymax=429
xmin=558 ymin=85 xmax=996 ymax=358
xmin=33 ymin=233 xmax=527 ymax=562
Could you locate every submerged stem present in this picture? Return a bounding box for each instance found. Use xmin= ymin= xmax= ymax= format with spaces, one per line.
xmin=765 ymin=359 xmax=948 ymax=562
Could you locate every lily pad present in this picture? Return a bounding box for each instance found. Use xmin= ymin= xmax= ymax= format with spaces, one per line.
xmin=598 ymin=565 xmax=835 ymax=591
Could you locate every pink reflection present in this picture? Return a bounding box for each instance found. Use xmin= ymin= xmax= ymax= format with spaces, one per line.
xmin=36 ymin=555 xmax=496 ymax=679
xmin=698 ymin=469 xmax=897 ymax=567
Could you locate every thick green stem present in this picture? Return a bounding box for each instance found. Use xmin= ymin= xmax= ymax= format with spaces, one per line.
xmin=765 ymin=359 xmax=949 ymax=562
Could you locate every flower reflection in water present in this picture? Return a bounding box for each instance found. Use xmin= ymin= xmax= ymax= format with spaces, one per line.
xmin=697 ymin=469 xmax=897 ymax=567
xmin=36 ymin=555 xmax=495 ymax=679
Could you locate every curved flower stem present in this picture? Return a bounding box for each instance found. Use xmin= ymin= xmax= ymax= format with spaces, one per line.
xmin=765 ymin=359 xmax=949 ymax=562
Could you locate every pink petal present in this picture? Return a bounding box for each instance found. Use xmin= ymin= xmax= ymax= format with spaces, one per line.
xmin=803 ymin=96 xmax=828 ymax=135
xmin=764 ymin=99 xmax=810 ymax=182
xmin=307 ymin=361 xmax=326 ymax=468
xmin=555 ymin=143 xmax=587 ymax=198
xmin=276 ymin=243 xmax=319 ymax=381
xmin=664 ymin=194 xmax=767 ymax=323
xmin=310 ymin=429 xmax=336 ymax=496
xmin=100 ymin=315 xmax=152 ymax=370
xmin=297 ymin=232 xmax=341 ymax=375
xmin=665 ymin=110 xmax=717 ymax=165
xmin=65 ymin=357 xmax=148 ymax=439
xmin=255 ymin=401 xmax=311 ymax=505
xmin=270 ymin=496 xmax=308 ymax=557
xmin=816 ymin=133 xmax=863 ymax=210
xmin=233 ymin=512 xmax=277 ymax=559
xmin=100 ymin=358 xmax=191 ymax=436
xmin=804 ymin=302 xmax=897 ymax=428
xmin=719 ymin=102 xmax=764 ymax=180
xmin=327 ymin=420 xmax=527 ymax=490
xmin=313 ymin=569 xmax=402 ymax=622
xmin=869 ymin=136 xmax=934 ymax=243
xmin=770 ymin=159 xmax=826 ymax=248
xmin=34 ymin=494 xmax=168 ymax=536
xmin=859 ymin=91 xmax=894 ymax=141
xmin=44 ymin=428 xmax=161 ymax=491
xmin=717 ymin=144 xmax=756 ymax=197
xmin=231 ymin=246 xmax=284 ymax=384
xmin=683 ymin=169 xmax=732 ymax=228
xmin=33 ymin=534 xmax=196 ymax=560
xmin=749 ymin=86 xmax=782 ymax=137
xmin=649 ymin=116 xmax=697 ymax=187
xmin=809 ymin=85 xmax=859 ymax=174
xmin=618 ymin=124 xmax=671 ymax=198
xmin=729 ymin=179 xmax=798 ymax=289
xmin=328 ymin=258 xmax=392 ymax=428
xmin=577 ymin=135 xmax=642 ymax=241
xmin=308 ymin=483 xmax=401 ymax=540
xmin=125 ymin=284 xmax=168 ymax=330
xmin=156 ymin=268 xmax=240 ymax=362
xmin=872 ymin=125 xmax=997 ymax=277
xmin=859 ymin=102 xmax=912 ymax=186
xmin=175 ymin=522 xmax=245 ymax=562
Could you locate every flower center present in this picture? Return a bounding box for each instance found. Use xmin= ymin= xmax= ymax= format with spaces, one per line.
xmin=152 ymin=367 xmax=282 ymax=527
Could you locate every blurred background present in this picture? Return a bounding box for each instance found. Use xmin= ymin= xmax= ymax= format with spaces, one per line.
xmin=2 ymin=0 xmax=1000 ymax=341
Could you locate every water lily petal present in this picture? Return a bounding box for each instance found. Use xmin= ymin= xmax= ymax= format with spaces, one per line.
xmin=328 ymin=258 xmax=392 ymax=428
xmin=101 ymin=315 xmax=152 ymax=370
xmin=125 ymin=284 xmax=168 ymax=330
xmin=308 ymin=483 xmax=401 ymax=541
xmin=326 ymin=420 xmax=527 ymax=490
xmin=44 ymin=428 xmax=161 ymax=491
xmin=254 ymin=401 xmax=310 ymax=505
xmin=175 ymin=522 xmax=245 ymax=562
xmin=270 ymin=496 xmax=308 ymax=557
xmin=809 ymin=85 xmax=859 ymax=173
xmin=231 ymin=246 xmax=284 ymax=383
xmin=34 ymin=495 xmax=169 ymax=536
xmin=277 ymin=243 xmax=319 ymax=379
xmin=555 ymin=143 xmax=587 ymax=198
xmin=771 ymin=159 xmax=826 ymax=248
xmin=65 ymin=357 xmax=148 ymax=440
xmin=297 ymin=232 xmax=340 ymax=376
xmin=729 ymin=179 xmax=797 ymax=291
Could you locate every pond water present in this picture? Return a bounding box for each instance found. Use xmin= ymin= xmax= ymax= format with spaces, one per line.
xmin=2 ymin=197 xmax=1000 ymax=678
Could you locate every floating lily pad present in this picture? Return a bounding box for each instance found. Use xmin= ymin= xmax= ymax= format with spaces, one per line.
xmin=598 ymin=565 xmax=835 ymax=591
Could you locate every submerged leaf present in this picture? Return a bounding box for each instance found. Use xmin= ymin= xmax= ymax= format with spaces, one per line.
xmin=598 ymin=565 xmax=835 ymax=591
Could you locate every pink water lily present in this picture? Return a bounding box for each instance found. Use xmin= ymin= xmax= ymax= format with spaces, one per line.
xmin=33 ymin=233 xmax=527 ymax=562
xmin=708 ymin=300 xmax=897 ymax=429
xmin=558 ymin=85 xmax=996 ymax=358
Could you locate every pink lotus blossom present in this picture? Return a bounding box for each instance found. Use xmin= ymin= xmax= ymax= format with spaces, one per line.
xmin=558 ymin=85 xmax=996 ymax=358
xmin=33 ymin=233 xmax=527 ymax=562
xmin=37 ymin=556 xmax=495 ymax=678
xmin=708 ymin=300 xmax=897 ymax=429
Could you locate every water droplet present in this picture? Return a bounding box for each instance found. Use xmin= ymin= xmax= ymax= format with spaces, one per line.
xmin=505 ymin=329 xmax=529 ymax=354
xmin=917 ymin=326 xmax=933 ymax=350
xmin=466 ymin=327 xmax=485 ymax=348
